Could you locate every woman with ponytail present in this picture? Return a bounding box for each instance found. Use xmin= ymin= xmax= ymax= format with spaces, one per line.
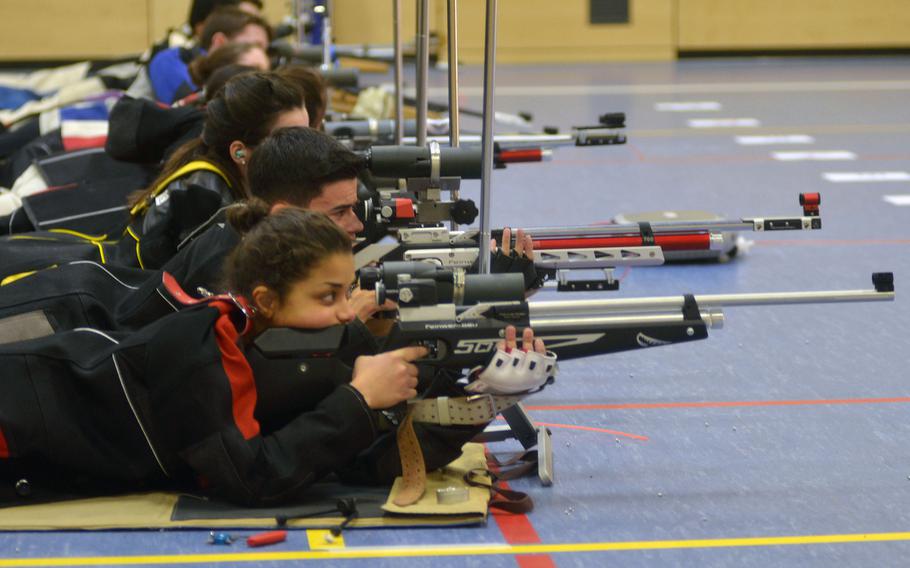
xmin=0 ymin=71 xmax=308 ymax=282
xmin=121 ymin=71 xmax=308 ymax=269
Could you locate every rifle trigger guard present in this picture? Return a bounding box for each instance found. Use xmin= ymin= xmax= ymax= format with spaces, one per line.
xmin=682 ymin=294 xmax=701 ymax=321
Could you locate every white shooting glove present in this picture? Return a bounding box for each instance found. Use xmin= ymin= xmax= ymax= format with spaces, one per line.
xmin=465 ymin=348 xmax=557 ymax=395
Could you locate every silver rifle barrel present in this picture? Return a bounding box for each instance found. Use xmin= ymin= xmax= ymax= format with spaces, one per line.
xmin=447 ymin=0 xmax=460 ymax=148
xmin=403 ymin=133 xmax=576 ymax=148
xmin=516 ymin=218 xmax=813 ymax=238
xmin=529 ymin=310 xmax=726 ymax=332
xmin=393 ymin=0 xmax=404 ymax=144
xmin=477 ymin=0 xmax=498 ymax=274
xmin=529 ymin=286 xmax=894 ymax=318
xmin=415 ymin=0 xmax=430 ymax=147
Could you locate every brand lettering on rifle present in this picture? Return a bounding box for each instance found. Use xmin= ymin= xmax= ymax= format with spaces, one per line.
xmin=453 ymin=339 xmax=498 ymax=354
xmin=636 ymin=333 xmax=672 ymax=347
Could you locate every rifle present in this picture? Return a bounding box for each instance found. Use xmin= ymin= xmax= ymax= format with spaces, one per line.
xmin=360 ymin=266 xmax=893 ymax=368
xmin=246 ymin=269 xmax=894 ymax=480
xmin=355 ymin=193 xmax=823 ymax=291
xmin=328 ymin=115 xmax=626 ymax=151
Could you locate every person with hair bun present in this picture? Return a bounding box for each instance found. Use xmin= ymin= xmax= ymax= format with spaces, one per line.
xmin=0 ymin=204 xmax=555 ymax=507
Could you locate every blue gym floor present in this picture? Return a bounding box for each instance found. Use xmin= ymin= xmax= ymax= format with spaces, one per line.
xmin=2 ymin=55 xmax=910 ymax=567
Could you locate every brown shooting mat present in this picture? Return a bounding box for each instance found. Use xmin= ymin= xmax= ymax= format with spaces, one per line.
xmin=0 ymin=444 xmax=490 ymax=531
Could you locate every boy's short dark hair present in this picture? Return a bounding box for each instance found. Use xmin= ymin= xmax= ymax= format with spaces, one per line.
xmin=248 ymin=127 xmax=367 ymax=206
xmin=188 ymin=0 xmax=250 ymax=29
xmin=200 ymin=7 xmax=272 ymax=50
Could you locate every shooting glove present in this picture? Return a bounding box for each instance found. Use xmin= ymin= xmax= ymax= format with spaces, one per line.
xmin=489 ymin=249 xmax=545 ymax=290
xmin=466 ymin=348 xmax=557 ymax=395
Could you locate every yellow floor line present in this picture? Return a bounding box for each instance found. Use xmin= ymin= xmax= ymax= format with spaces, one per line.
xmin=306 ymin=529 xmax=345 ymax=550
xmin=3 ymin=531 xmax=910 ymax=566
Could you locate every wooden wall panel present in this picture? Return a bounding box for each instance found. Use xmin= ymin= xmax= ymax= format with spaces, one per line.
xmin=0 ymin=0 xmax=150 ymax=60
xmin=451 ymin=0 xmax=675 ymax=63
xmin=148 ymin=0 xmax=294 ymax=43
xmin=333 ymin=1 xmax=424 ymax=46
xmin=678 ymin=0 xmax=910 ymax=50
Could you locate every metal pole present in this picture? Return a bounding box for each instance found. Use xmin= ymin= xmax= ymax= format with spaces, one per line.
xmin=447 ymin=0 xmax=461 ymax=231
xmin=294 ymin=0 xmax=304 ymax=46
xmin=321 ymin=0 xmax=333 ymax=71
xmin=477 ymin=0 xmax=498 ymax=274
xmin=415 ymin=0 xmax=430 ymax=147
xmin=447 ymin=0 xmax=460 ymax=148
xmin=393 ymin=0 xmax=405 ymax=144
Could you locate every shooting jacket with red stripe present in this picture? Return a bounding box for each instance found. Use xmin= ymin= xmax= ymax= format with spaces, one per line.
xmin=0 ymin=295 xmax=483 ymax=506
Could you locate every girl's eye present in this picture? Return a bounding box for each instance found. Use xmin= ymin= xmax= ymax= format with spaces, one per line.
xmin=320 ymin=293 xmax=335 ymax=304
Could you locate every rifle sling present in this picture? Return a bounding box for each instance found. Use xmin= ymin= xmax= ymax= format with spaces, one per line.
xmin=393 ymin=393 xmax=527 ymax=507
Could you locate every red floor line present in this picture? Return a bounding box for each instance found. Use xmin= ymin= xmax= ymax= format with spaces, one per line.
xmin=489 ymin=477 xmax=556 ymax=567
xmin=525 ymin=396 xmax=910 ymax=412
xmin=533 ymin=421 xmax=649 ymax=441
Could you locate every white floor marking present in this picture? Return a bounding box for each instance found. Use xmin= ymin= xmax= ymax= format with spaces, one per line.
xmin=824 ymin=172 xmax=910 ymax=183
xmin=883 ymin=195 xmax=910 ymax=206
xmin=655 ymin=101 xmax=721 ymax=112
xmin=688 ymin=118 xmax=760 ymax=128
xmin=736 ymin=135 xmax=815 ymax=145
xmin=772 ymin=151 xmax=856 ymax=161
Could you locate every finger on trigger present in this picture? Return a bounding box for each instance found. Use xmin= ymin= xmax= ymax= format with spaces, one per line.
xmin=401 ymin=345 xmax=429 ymax=360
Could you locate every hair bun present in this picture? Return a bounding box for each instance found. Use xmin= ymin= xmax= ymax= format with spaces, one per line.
xmin=227 ymin=197 xmax=271 ymax=234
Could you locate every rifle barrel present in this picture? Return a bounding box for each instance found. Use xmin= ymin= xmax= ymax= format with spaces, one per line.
xmin=530 ymin=310 xmax=725 ymax=331
xmin=529 ymin=287 xmax=893 ymax=318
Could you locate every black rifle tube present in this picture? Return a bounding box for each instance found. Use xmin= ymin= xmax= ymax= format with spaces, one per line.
xmin=318 ymin=68 xmax=359 ymax=88
xmin=360 ymin=261 xmax=525 ymax=305
xmin=366 ymin=145 xmax=483 ymax=179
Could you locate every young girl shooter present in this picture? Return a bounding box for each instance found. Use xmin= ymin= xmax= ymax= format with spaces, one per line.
xmin=0 ymin=205 xmax=555 ymax=506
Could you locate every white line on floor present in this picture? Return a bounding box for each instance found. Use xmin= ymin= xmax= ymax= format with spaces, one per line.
xmin=688 ymin=118 xmax=760 ymax=128
xmin=883 ymin=195 xmax=910 ymax=206
xmin=736 ymin=135 xmax=815 ymax=145
xmin=823 ymin=172 xmax=910 ymax=183
xmin=655 ymin=101 xmax=721 ymax=112
xmin=772 ymin=151 xmax=856 ymax=161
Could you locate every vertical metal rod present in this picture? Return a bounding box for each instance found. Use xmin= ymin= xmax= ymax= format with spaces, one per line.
xmin=320 ymin=0 xmax=333 ymax=70
xmin=447 ymin=0 xmax=460 ymax=148
xmin=446 ymin=0 xmax=461 ymax=231
xmin=294 ymin=0 xmax=304 ymax=46
xmin=393 ymin=0 xmax=404 ymax=144
xmin=415 ymin=0 xmax=430 ymax=147
xmin=477 ymin=0 xmax=497 ymax=274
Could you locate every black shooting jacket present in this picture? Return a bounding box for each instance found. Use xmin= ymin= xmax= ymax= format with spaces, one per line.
xmin=0 ymin=291 xmax=484 ymax=507
xmin=0 ymin=161 xmax=234 ymax=283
